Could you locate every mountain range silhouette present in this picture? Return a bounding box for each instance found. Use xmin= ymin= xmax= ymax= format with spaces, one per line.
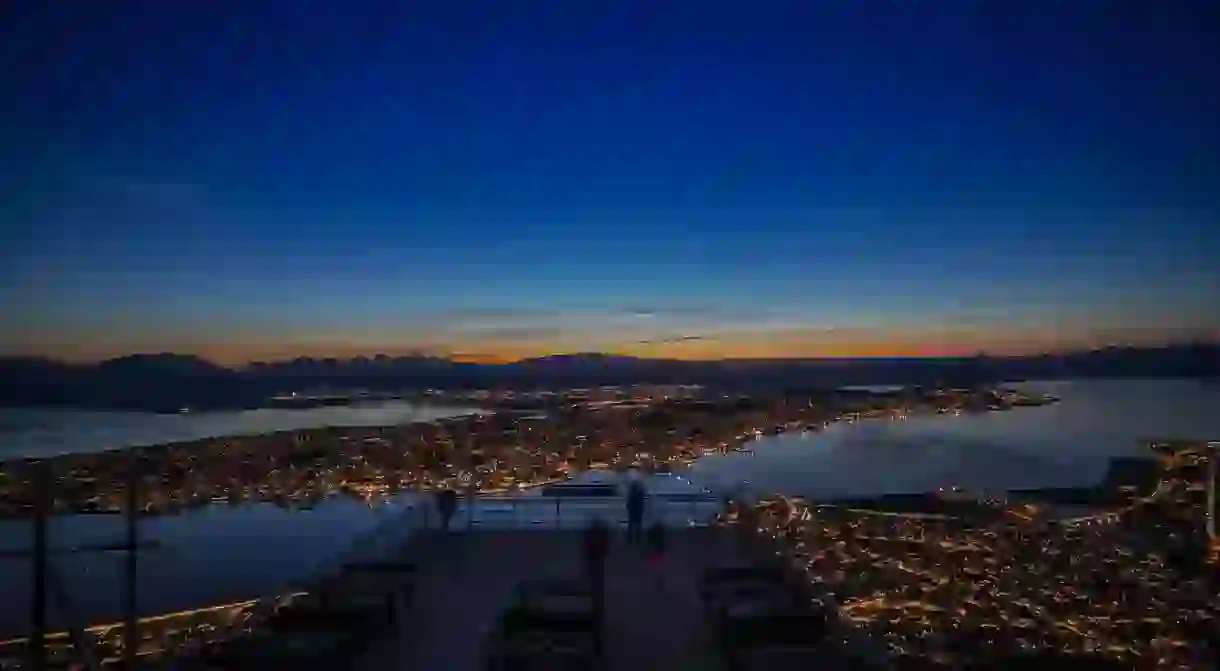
xmin=0 ymin=342 xmax=1216 ymax=413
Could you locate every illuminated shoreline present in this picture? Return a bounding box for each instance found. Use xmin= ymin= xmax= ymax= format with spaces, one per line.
xmin=718 ymin=439 xmax=1218 ymax=667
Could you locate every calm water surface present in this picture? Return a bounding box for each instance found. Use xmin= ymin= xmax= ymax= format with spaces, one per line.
xmin=0 ymin=402 xmax=484 ymax=459
xmin=0 ymin=497 xmax=427 ymax=637
xmin=2 ymin=379 xmax=1217 ymax=634
xmin=689 ymin=379 xmax=1220 ymax=497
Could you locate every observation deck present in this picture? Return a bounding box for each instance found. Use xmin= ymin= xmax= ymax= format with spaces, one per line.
xmin=9 ymin=474 xmax=892 ymax=670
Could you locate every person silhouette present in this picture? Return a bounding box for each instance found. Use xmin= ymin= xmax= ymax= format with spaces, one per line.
xmin=626 ymin=480 xmax=647 ymax=544
xmin=436 ymin=488 xmax=458 ymax=532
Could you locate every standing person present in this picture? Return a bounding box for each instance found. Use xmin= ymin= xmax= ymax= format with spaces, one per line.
xmin=626 ymin=480 xmax=647 ymax=544
xmin=436 ymin=488 xmax=458 ymax=532
xmin=646 ymin=521 xmax=667 ymax=595
xmin=582 ymin=517 xmax=610 ymax=652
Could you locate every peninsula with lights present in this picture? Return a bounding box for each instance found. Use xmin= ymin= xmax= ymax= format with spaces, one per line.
xmin=0 ymin=384 xmax=1056 ymax=518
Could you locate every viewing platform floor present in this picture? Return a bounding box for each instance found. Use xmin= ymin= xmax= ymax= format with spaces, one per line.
xmin=355 ymin=526 xmax=768 ymax=671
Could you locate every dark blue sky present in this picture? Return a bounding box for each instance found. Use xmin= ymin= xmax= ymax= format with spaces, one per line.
xmin=2 ymin=0 xmax=1217 ymax=362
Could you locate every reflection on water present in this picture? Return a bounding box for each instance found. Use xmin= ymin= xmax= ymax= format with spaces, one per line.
xmin=1 ymin=379 xmax=1216 ymax=634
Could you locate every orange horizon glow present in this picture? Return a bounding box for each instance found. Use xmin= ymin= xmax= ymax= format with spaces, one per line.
xmin=7 ymin=324 xmax=1212 ymax=368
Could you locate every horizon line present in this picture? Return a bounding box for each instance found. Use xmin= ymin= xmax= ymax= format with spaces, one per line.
xmin=4 ymin=339 xmax=1217 ymax=369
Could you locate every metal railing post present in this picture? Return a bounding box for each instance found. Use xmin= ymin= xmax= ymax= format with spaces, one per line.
xmin=30 ymin=462 xmax=48 ymax=671
xmin=555 ymin=498 xmax=561 ymax=528
xmin=124 ymin=462 xmax=139 ymax=671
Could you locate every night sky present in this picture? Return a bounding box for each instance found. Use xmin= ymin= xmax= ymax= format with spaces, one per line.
xmin=3 ymin=1 xmax=1218 ymax=364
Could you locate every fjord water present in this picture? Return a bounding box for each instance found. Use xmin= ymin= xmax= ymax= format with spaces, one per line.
xmin=688 ymin=378 xmax=1220 ymax=498
xmin=2 ymin=379 xmax=1218 ymax=634
xmin=0 ymin=401 xmax=485 ymax=459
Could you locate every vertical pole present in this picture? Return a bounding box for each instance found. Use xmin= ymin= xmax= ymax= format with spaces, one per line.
xmin=1208 ymin=455 xmax=1217 ymax=541
xmin=30 ymin=462 xmax=48 ymax=671
xmin=124 ymin=463 xmax=139 ymax=670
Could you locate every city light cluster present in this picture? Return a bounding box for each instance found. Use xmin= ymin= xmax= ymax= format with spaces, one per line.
xmin=722 ymin=441 xmax=1220 ymax=668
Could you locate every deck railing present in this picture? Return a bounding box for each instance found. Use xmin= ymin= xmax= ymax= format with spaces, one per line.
xmin=454 ymin=491 xmax=726 ymax=530
xmin=4 ymin=486 xmax=729 ymax=669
